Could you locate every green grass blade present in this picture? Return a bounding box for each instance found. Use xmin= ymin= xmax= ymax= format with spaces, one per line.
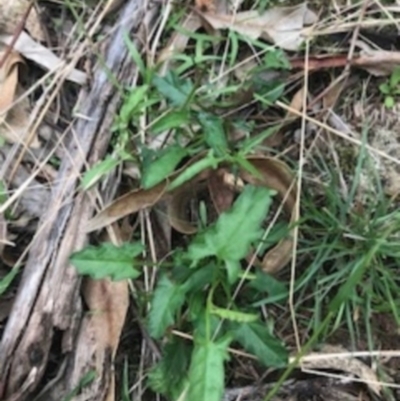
xmin=329 ymin=240 xmax=382 ymax=312
xmin=81 ymin=155 xmax=122 ymax=190
xmin=123 ymin=31 xmax=146 ymax=78
xmin=142 ymin=145 xmax=187 ymax=189
xmin=152 ymin=109 xmax=191 ymax=134
xmin=167 ymin=152 xmax=222 ymax=191
xmin=0 ymin=265 xmax=19 ymax=296
xmin=197 ymin=112 xmax=228 ymax=156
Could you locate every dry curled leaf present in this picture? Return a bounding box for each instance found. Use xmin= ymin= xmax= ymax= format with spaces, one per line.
xmin=86 ymin=153 xmax=207 ymax=232
xmin=168 ymin=180 xmax=208 ymax=235
xmin=0 ymin=32 xmax=87 ymax=84
xmin=290 ymin=48 xmax=400 ymax=78
xmin=86 ymin=182 xmax=168 ymax=232
xmin=0 ymin=52 xmax=22 ymax=111
xmin=81 ymin=278 xmax=129 ymax=401
xmin=208 ymin=168 xmax=236 ymax=214
xmin=0 ymin=0 xmax=44 ymax=41
xmin=200 ymin=3 xmax=317 ymax=51
xmin=322 ymin=79 xmax=346 ymax=110
xmin=285 ymin=87 xmax=305 ymax=121
xmin=300 ymin=345 xmax=382 ymax=396
xmin=0 ymin=51 xmax=40 ymax=147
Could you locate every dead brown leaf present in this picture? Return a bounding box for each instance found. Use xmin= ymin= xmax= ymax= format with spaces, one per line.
xmin=0 ymin=90 xmax=38 ymax=147
xmin=322 ymin=79 xmax=345 ymax=110
xmin=0 ymin=51 xmax=40 ymax=147
xmin=200 ymin=3 xmax=317 ymax=51
xmin=0 ymin=52 xmax=22 ymax=111
xmin=168 ymin=180 xmax=207 ymax=234
xmin=86 ymin=153 xmax=208 ymax=233
xmin=86 ymin=182 xmax=168 ymax=232
xmin=82 ymin=278 xmax=129 ymax=401
xmin=167 ymin=164 xmax=241 ymax=234
xmin=300 ymin=345 xmax=382 ymax=396
xmin=207 ymin=168 xmax=236 ymax=214
xmin=0 ymin=31 xmax=87 ymax=84
xmin=0 ymin=0 xmax=44 ymax=41
xmin=285 ymin=87 xmax=305 ymax=121
xmin=290 ymin=49 xmax=400 ymax=78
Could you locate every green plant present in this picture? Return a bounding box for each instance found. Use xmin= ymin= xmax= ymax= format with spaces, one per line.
xmin=379 ymin=66 xmax=400 ymax=108
xmin=73 ymin=22 xmax=294 ymax=401
xmin=71 ymin=185 xmax=289 ymax=401
xmin=52 ymin=1 xmax=400 ymax=399
xmin=296 ymin=144 xmax=400 ymax=343
xmin=80 ymin=27 xmax=290 ymax=190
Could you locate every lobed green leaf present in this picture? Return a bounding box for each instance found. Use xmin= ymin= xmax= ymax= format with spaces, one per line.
xmin=249 ymin=270 xmax=289 ymax=304
xmin=197 ymin=112 xmax=228 ymax=156
xmin=70 ymin=242 xmax=143 ymax=281
xmin=153 ymin=71 xmax=193 ymax=107
xmin=187 ymin=185 xmax=274 ymax=282
xmin=233 ymin=322 xmax=288 ymax=368
xmin=187 ymin=336 xmax=231 ymax=401
xmin=148 ymin=274 xmax=187 ymax=339
xmin=148 ymin=337 xmax=191 ymax=399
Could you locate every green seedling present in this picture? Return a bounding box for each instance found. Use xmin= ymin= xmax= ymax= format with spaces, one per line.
xmin=379 ymin=67 xmax=400 ymax=108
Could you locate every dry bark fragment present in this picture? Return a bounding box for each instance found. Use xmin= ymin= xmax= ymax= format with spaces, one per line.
xmin=0 ymin=1 xmax=158 ymax=400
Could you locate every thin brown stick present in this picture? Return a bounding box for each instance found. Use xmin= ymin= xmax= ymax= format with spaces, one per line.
xmin=0 ymin=0 xmax=34 ymax=68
